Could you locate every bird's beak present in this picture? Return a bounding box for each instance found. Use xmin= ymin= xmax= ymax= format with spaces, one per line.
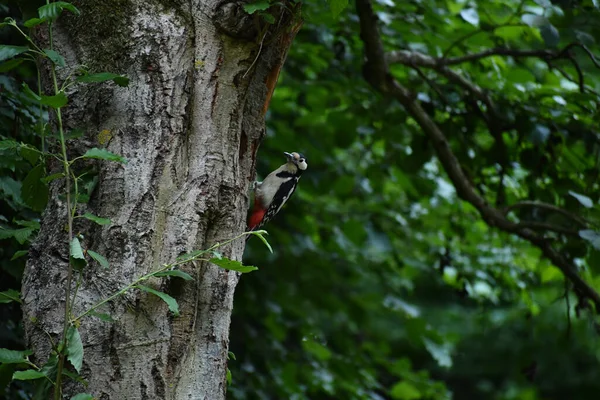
xmin=284 ymin=152 xmax=293 ymax=161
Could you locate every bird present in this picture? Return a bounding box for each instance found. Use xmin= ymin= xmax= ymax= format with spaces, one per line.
xmin=247 ymin=151 xmax=308 ymax=235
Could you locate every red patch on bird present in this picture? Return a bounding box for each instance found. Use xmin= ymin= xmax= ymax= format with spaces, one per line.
xmin=248 ymin=207 xmax=266 ymax=231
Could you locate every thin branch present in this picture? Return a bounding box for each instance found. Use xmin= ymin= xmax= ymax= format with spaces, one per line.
xmin=389 ymin=43 xmax=600 ymax=70
xmin=411 ymin=65 xmax=449 ymax=106
xmin=356 ymin=0 xmax=600 ymax=312
xmin=565 ymin=52 xmax=585 ymax=93
xmin=385 ymin=50 xmax=498 ymax=113
xmin=559 ymin=42 xmax=600 ymax=69
xmin=504 ymin=201 xmax=589 ymax=227
xmin=515 ymin=221 xmax=580 ymax=237
xmin=441 ymin=48 xmax=555 ymax=66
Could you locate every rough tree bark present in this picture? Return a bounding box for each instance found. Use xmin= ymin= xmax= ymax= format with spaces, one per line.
xmin=22 ymin=1 xmax=301 ymax=398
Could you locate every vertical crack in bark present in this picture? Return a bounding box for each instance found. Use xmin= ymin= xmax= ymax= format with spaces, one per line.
xmin=140 ymin=380 xmax=148 ymax=400
xmin=152 ymin=360 xmax=166 ymax=398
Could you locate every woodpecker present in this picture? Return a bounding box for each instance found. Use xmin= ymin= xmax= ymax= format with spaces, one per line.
xmin=247 ymin=151 xmax=308 ymax=233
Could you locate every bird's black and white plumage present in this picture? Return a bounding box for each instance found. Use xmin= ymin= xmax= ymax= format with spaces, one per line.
xmin=248 ymin=151 xmax=307 ymax=232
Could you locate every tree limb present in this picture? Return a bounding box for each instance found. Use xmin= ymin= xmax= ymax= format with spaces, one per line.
xmin=388 ymin=44 xmax=600 ymax=92
xmin=356 ymin=0 xmax=600 ymax=312
xmin=515 ymin=222 xmax=580 ymax=237
xmin=401 ymin=42 xmax=600 ymax=68
xmin=504 ymin=201 xmax=589 ymax=227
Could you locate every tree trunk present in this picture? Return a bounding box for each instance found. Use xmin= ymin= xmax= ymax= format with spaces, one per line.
xmin=21 ymin=1 xmax=300 ymax=398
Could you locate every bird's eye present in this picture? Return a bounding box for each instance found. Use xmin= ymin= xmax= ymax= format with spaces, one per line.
xmin=299 ymin=159 xmax=305 ymax=163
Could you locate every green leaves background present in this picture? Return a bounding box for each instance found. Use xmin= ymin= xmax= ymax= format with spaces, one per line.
xmin=234 ymin=1 xmax=600 ymax=399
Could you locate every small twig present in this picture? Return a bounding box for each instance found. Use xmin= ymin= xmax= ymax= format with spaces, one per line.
xmin=243 ymin=26 xmax=269 ymax=78
xmin=515 ymin=221 xmax=580 ymax=237
xmin=577 ymin=44 xmax=600 ymax=68
xmin=440 ymin=48 xmax=555 ymax=66
xmin=548 ymin=56 xmax=599 ymax=96
xmin=411 ymin=66 xmax=448 ymax=105
xmin=503 ymin=201 xmax=589 ymax=227
xmin=563 ymin=51 xmax=586 ymax=93
xmin=72 ymin=231 xmax=258 ymax=322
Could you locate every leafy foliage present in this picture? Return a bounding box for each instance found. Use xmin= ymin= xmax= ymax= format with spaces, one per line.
xmin=66 ymin=327 xmax=83 ymax=374
xmin=233 ymin=0 xmax=600 ymax=399
xmin=2 ymin=0 xmax=600 ymax=399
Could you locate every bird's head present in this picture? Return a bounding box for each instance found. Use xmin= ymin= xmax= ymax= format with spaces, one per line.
xmin=284 ymin=152 xmax=308 ymax=171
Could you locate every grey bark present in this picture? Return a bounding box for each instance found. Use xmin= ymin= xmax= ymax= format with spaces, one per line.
xmin=22 ymin=1 xmax=300 ymax=398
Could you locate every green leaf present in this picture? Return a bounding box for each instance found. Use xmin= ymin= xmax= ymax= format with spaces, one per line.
xmin=87 ymin=250 xmax=109 ymax=268
xmin=329 ymin=0 xmax=349 ymax=17
xmin=38 ymin=2 xmax=80 ymax=21
xmin=540 ymin=24 xmax=560 ymax=47
xmin=21 ymin=164 xmax=48 ymax=212
xmin=21 ymin=82 xmax=41 ymax=101
xmin=40 ymin=92 xmax=68 ymax=108
xmin=0 ymin=58 xmax=24 ymax=73
xmin=176 ymin=250 xmax=205 ymax=262
xmin=71 ymin=394 xmax=94 ymax=400
xmin=11 ymin=250 xmax=28 ymax=261
xmin=76 ymin=72 xmax=129 ymax=87
xmin=62 ymin=369 xmax=88 ymax=385
xmin=569 ymin=191 xmax=594 ymax=208
xmin=70 ymin=237 xmax=87 ymax=270
xmin=19 ymin=145 xmax=41 ymax=166
xmin=226 ymin=368 xmax=232 ymax=386
xmin=40 ymin=352 xmax=58 ymax=376
xmin=82 ymin=212 xmax=111 ymax=225
xmin=423 ymin=338 xmax=453 ymax=368
xmin=261 ymin=13 xmax=275 ymax=24
xmin=154 ymin=270 xmax=194 ymax=280
xmin=136 ymin=285 xmax=180 ymax=316
xmin=522 ymin=14 xmax=548 ymax=27
xmin=243 ymin=0 xmax=270 ymax=14
xmin=89 ymin=311 xmax=115 ymax=322
xmin=66 ymin=325 xmax=84 ymax=373
xmin=302 ymin=339 xmax=332 ymax=361
xmin=209 ymin=257 xmax=258 ymax=273
xmin=541 ymin=265 xmax=563 ymax=283
xmin=0 ymin=289 xmax=21 ymax=304
xmin=0 ymin=348 xmax=31 ymax=363
xmin=460 ymin=8 xmax=479 ymax=25
xmin=43 ymin=172 xmax=64 ymax=183
xmin=579 ymin=230 xmax=600 ymax=250
xmin=249 ymin=230 xmax=273 ymax=253
xmin=12 ymin=370 xmax=46 ymax=380
xmin=65 ymin=128 xmax=84 ymax=140
xmin=390 ymin=381 xmax=421 ymax=400
xmin=0 ymin=223 xmax=39 ymax=244
xmin=0 ymin=45 xmax=29 ymax=62
xmin=43 ymin=49 xmax=65 ymax=67
xmin=80 ymin=148 xmax=127 ymax=163
xmin=23 ymin=17 xmax=47 ymax=28
xmin=0 ymin=140 xmax=20 ymax=150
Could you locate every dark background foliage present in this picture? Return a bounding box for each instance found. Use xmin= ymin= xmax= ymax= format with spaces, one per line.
xmin=3 ymin=0 xmax=600 ymax=399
